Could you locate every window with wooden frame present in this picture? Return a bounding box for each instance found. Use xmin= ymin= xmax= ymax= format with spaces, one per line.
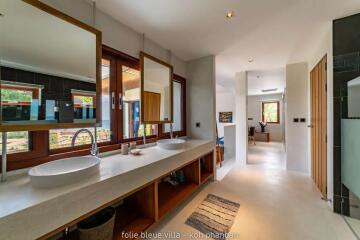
xmin=262 ymin=101 xmax=280 ymax=124
xmin=1 ymin=46 xmax=187 ymax=171
xmin=0 ymin=83 xmax=42 ymax=155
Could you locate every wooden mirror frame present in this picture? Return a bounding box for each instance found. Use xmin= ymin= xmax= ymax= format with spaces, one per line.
xmin=140 ymin=52 xmax=174 ymax=124
xmin=0 ymin=0 xmax=102 ymax=132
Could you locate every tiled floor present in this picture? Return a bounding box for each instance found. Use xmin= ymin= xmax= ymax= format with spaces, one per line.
xmin=248 ymin=141 xmax=285 ymax=170
xmin=149 ymin=142 xmax=356 ymax=240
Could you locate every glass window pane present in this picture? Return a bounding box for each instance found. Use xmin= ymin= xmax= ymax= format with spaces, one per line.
xmin=165 ymin=81 xmax=182 ymax=132
xmin=122 ymin=66 xmax=156 ymax=138
xmin=263 ymin=102 xmax=279 ymax=123
xmin=98 ymin=59 xmax=112 ymax=142
xmin=50 ymin=128 xmax=94 ymax=149
xmin=0 ymin=131 xmax=29 ymax=154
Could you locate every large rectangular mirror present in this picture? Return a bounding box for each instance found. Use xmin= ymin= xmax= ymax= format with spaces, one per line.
xmin=140 ymin=52 xmax=173 ymax=124
xmin=0 ymin=0 xmax=101 ymax=131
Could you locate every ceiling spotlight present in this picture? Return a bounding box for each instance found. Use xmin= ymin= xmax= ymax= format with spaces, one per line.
xmin=226 ymin=11 xmax=235 ymax=19
xmin=248 ymin=58 xmax=254 ymax=63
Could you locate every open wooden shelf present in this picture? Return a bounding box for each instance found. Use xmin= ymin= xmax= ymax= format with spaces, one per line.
xmin=200 ymin=152 xmax=214 ymax=183
xmin=113 ymin=204 xmax=153 ymax=240
xmin=157 ymin=181 xmax=198 ymax=218
xmin=201 ymin=171 xmax=213 ymax=183
xmin=113 ymin=183 xmax=155 ymax=240
xmin=46 ymin=151 xmax=215 ymax=240
xmin=157 ymin=160 xmax=200 ymax=218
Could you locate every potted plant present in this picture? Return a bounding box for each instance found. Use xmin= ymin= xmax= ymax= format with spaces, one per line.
xmin=259 ymin=121 xmax=267 ymax=132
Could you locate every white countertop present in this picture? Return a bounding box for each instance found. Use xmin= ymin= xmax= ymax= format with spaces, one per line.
xmin=0 ymin=139 xmax=214 ymax=240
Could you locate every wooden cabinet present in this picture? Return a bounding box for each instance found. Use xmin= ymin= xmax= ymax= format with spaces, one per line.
xmin=51 ymin=151 xmax=214 ymax=240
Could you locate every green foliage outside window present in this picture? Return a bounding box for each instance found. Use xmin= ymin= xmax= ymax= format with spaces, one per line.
xmin=1 ymin=89 xmax=32 ymax=102
xmin=263 ymin=102 xmax=279 ymax=123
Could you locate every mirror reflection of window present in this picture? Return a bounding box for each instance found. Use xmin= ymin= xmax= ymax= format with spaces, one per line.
xmin=165 ymin=81 xmax=182 ymax=132
xmin=72 ymin=90 xmax=96 ymax=122
xmin=1 ymin=82 xmax=42 ymax=121
xmin=122 ymin=66 xmax=157 ymax=138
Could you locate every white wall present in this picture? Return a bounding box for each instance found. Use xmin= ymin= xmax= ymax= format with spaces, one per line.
xmin=235 ymin=72 xmax=248 ymax=166
xmin=223 ymin=125 xmax=236 ymax=160
xmin=285 ymin=62 xmax=309 ymax=174
xmin=40 ymin=0 xmax=187 ymax=77
xmin=306 ymin=23 xmax=333 ymax=204
xmin=247 ymin=93 xmax=284 ymax=142
xmin=186 ymin=55 xmax=216 ymax=141
xmin=216 ymin=88 xmax=236 ymax=138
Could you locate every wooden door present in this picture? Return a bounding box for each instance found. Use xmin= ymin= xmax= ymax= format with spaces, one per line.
xmin=310 ymin=55 xmax=327 ymax=197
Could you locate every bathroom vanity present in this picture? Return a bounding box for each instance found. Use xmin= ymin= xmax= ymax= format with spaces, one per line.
xmin=0 ymin=139 xmax=214 ymax=240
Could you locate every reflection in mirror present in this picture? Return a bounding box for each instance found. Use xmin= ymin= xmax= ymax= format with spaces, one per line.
xmin=141 ymin=53 xmax=173 ymax=123
xmin=0 ymin=0 xmax=99 ymax=126
xmin=348 ymin=76 xmax=360 ymax=118
xmin=165 ymin=81 xmax=182 ymax=132
xmin=122 ymin=66 xmax=157 ymax=138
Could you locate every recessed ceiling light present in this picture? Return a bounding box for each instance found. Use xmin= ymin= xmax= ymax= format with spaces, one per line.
xmin=248 ymin=58 xmax=254 ymax=63
xmin=226 ymin=11 xmax=235 ymax=19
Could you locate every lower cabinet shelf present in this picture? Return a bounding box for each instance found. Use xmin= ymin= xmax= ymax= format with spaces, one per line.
xmin=113 ymin=183 xmax=155 ymax=240
xmin=47 ymin=151 xmax=214 ymax=240
xmin=113 ymin=204 xmax=154 ymax=240
xmin=200 ymin=171 xmax=213 ymax=183
xmin=158 ymin=181 xmax=198 ymax=218
xmin=157 ymin=159 xmax=200 ymax=219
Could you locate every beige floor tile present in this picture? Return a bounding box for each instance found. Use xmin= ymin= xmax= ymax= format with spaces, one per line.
xmin=149 ymin=142 xmax=356 ymax=240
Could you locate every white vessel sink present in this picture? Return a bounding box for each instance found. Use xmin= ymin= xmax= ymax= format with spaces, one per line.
xmin=157 ymin=139 xmax=186 ymax=150
xmin=28 ymin=156 xmax=100 ymax=188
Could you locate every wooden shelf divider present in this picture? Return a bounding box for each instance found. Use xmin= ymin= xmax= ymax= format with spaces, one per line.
xmin=200 ymin=152 xmax=214 ymax=183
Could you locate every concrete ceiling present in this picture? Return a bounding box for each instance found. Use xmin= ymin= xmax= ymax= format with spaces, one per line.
xmin=247 ymin=69 xmax=285 ymax=96
xmin=94 ymin=0 xmax=360 ymax=86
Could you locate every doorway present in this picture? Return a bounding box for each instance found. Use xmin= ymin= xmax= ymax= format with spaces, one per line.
xmin=310 ymin=55 xmax=327 ymax=197
xmin=246 ymin=70 xmax=286 ymax=169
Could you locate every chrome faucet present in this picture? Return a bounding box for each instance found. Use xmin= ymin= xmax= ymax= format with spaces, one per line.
xmin=170 ymin=123 xmax=173 ymax=139
xmin=71 ymin=128 xmax=99 ymax=157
